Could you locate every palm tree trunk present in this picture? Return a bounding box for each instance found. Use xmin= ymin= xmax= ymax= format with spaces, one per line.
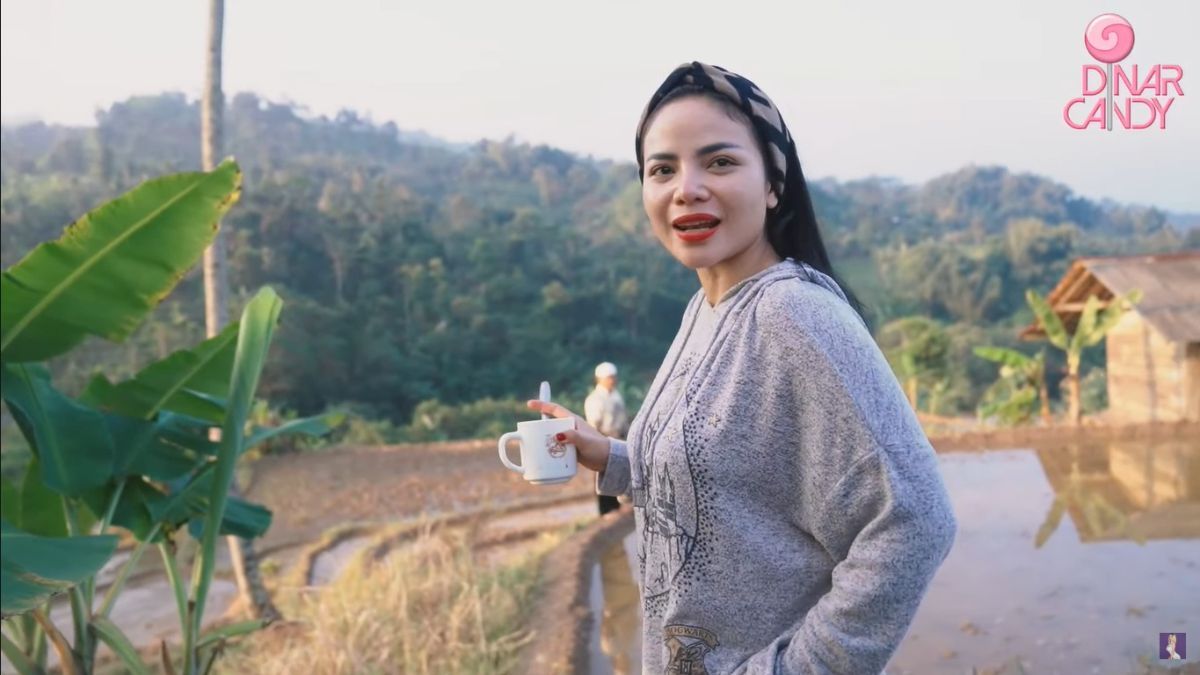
xmin=1036 ymin=353 xmax=1052 ymax=424
xmin=202 ymin=0 xmax=227 ymax=334
xmin=202 ymin=0 xmax=280 ymax=622
xmin=1065 ymin=351 xmax=1083 ymax=426
xmin=1039 ymin=380 xmax=1052 ymax=425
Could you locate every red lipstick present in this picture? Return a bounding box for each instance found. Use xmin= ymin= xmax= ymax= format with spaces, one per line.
xmin=672 ymin=213 xmax=720 ymax=242
xmin=672 ymin=213 xmax=720 ymax=227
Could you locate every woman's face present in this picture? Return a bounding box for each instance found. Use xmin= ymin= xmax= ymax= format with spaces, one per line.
xmin=640 ymin=96 xmax=778 ymax=272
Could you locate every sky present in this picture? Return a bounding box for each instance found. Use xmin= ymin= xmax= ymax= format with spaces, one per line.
xmin=2 ymin=0 xmax=1197 ymax=211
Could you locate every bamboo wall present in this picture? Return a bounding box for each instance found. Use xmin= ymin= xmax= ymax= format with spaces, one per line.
xmin=1105 ymin=312 xmax=1197 ymax=422
xmin=1187 ymin=342 xmax=1200 ymax=422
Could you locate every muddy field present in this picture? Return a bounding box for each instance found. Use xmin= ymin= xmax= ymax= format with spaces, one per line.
xmin=247 ymin=438 xmax=599 ymax=552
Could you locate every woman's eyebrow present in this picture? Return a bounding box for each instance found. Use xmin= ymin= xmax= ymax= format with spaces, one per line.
xmin=646 ymin=142 xmax=744 ymax=162
xmin=697 ymin=142 xmax=742 ymax=155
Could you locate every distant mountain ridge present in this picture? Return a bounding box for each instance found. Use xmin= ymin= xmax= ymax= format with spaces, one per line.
xmin=1 ymin=91 xmax=1190 ymax=235
xmin=1165 ymin=210 xmax=1200 ymax=231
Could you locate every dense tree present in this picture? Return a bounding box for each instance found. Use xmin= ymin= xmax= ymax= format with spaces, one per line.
xmin=1 ymin=94 xmax=1192 ymax=424
xmin=877 ymin=317 xmax=951 ymax=412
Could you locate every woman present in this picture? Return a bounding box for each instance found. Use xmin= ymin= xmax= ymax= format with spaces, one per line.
xmin=1165 ymin=633 xmax=1183 ymax=660
xmin=527 ymin=62 xmax=956 ymax=674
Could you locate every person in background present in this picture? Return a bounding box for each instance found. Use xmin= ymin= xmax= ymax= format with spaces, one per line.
xmin=585 ymin=361 xmax=629 ymax=515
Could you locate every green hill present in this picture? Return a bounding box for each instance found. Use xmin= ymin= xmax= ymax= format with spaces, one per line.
xmin=1 ymin=93 xmax=1191 ymax=423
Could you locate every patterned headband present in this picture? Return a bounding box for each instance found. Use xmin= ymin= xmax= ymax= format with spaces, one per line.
xmin=634 ymin=61 xmax=797 ymax=205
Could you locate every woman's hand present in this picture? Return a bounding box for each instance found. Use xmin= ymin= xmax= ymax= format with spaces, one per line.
xmin=525 ymin=400 xmax=612 ymax=472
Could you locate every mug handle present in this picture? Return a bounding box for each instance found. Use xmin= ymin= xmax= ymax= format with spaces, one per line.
xmin=498 ymin=431 xmax=524 ymax=474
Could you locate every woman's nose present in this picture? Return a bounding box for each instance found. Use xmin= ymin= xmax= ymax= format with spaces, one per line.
xmin=673 ymin=168 xmax=710 ymax=204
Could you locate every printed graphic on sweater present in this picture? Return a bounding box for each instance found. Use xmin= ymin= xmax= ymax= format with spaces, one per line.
xmin=640 ymin=453 xmax=699 ymax=600
xmin=638 ymin=358 xmax=702 ymax=605
xmin=664 ymin=624 xmax=720 ymax=675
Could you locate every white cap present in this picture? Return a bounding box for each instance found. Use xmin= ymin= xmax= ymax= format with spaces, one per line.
xmin=594 ymin=362 xmax=618 ymax=378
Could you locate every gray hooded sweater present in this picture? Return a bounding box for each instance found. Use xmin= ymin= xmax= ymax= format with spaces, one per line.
xmin=596 ymin=258 xmax=957 ymax=674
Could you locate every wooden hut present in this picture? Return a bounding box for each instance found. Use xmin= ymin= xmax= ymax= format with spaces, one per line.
xmin=1035 ymin=439 xmax=1200 ymax=542
xmin=1020 ymin=251 xmax=1200 ymax=423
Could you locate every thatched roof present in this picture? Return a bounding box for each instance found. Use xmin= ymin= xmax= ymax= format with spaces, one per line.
xmin=1020 ymin=251 xmax=1200 ymax=343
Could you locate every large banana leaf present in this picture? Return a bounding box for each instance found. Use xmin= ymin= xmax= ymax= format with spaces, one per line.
xmin=973 ymin=346 xmax=1033 ymax=369
xmin=80 ymin=322 xmax=240 ymax=424
xmin=79 ymin=410 xmax=226 ymax=542
xmin=105 ymin=413 xmax=211 ymax=481
xmin=245 ymin=411 xmax=346 ymax=450
xmin=154 ymin=412 xmax=221 ymax=457
xmin=0 ymin=519 xmax=117 ymax=618
xmin=18 ymin=458 xmax=68 ymax=537
xmin=1 ymin=363 xmax=114 ymax=496
xmin=81 ymin=470 xmax=270 ymax=543
xmin=148 ymin=469 xmax=272 ymax=540
xmin=0 ymin=461 xmax=66 ymax=536
xmin=193 ymin=287 xmax=281 ymax=626
xmin=979 ymin=385 xmax=1037 ymax=424
xmin=0 ymin=478 xmax=17 ymax=526
xmin=134 ymin=408 xmax=333 ymax=540
xmin=71 ymin=411 xmax=212 ymax=541
xmin=1034 ymin=497 xmax=1067 ymax=549
xmin=0 ymin=160 xmax=241 ymax=363
xmin=1084 ymin=289 xmax=1142 ymax=348
xmin=188 ymin=497 xmax=272 ymax=540
xmin=1070 ymin=295 xmax=1101 ymax=354
xmin=1025 ymin=289 xmax=1068 ymax=350
xmin=81 ymin=478 xmax=165 ymax=542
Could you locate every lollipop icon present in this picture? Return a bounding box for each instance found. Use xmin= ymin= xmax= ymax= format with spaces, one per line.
xmin=1084 ymin=14 xmax=1135 ymax=131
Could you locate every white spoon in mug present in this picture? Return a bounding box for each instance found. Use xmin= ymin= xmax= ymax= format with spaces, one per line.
xmin=538 ymin=381 xmax=552 ymax=420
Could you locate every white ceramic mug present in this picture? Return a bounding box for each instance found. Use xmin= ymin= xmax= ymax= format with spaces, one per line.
xmin=498 ymin=417 xmax=577 ymax=485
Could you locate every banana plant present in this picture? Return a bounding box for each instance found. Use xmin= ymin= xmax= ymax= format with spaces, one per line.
xmin=1 ymin=162 xmax=341 ymax=675
xmin=1033 ymin=445 xmax=1145 ymax=548
xmin=973 ymin=346 xmax=1049 ymax=425
xmin=878 ymin=316 xmax=950 ymax=412
xmin=1 ymin=161 xmax=241 ymax=364
xmin=1025 ymin=288 xmax=1142 ymax=425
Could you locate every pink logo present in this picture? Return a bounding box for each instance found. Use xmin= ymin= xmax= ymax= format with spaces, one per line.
xmin=1063 ymin=14 xmax=1184 ymax=130
xmin=1084 ymin=13 xmax=1135 ymax=63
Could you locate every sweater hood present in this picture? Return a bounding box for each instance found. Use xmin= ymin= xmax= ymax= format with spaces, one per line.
xmin=714 ymin=257 xmax=855 ymax=317
xmin=788 ymin=258 xmax=851 ymax=305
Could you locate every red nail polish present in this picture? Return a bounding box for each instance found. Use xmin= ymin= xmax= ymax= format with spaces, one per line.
xmin=556 ymin=433 xmax=566 ymax=441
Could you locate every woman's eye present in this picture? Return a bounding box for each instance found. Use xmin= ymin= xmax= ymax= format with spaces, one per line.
xmin=711 ymin=157 xmax=735 ymax=168
xmin=649 ymin=165 xmax=673 ymax=177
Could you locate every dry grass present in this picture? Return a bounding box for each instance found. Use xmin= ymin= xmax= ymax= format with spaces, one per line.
xmin=215 ymin=522 xmax=577 ymax=675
